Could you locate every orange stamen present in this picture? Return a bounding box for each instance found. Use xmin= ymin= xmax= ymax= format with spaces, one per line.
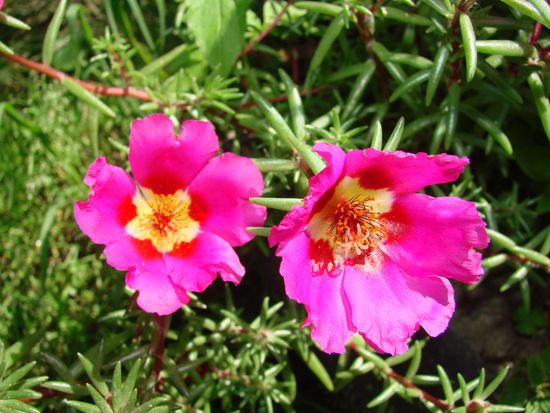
xmin=327 ymin=195 xmax=386 ymax=255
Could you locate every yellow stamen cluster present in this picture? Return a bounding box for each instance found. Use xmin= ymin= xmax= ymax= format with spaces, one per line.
xmin=126 ymin=190 xmax=199 ymax=253
xmin=327 ymin=195 xmax=385 ymax=255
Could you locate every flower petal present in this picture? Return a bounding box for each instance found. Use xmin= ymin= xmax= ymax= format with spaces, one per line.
xmin=343 ymin=254 xmax=455 ymax=355
xmin=126 ymin=270 xmax=189 ymax=315
xmin=382 ymin=193 xmax=489 ymax=284
xmin=346 ymin=149 xmax=469 ymax=192
xmin=74 ymin=157 xmax=136 ymax=245
xmin=268 ymin=204 xmax=309 ymax=249
xmin=103 ymin=235 xmax=165 ymax=272
xmin=75 ymin=157 xmax=165 ymax=272
xmin=129 ymin=114 xmax=219 ymax=194
xmin=188 ymin=153 xmax=266 ymax=246
xmin=310 ymin=143 xmax=347 ymax=200
xmin=165 ymin=232 xmax=245 ymax=293
xmin=276 ymin=232 xmax=354 ymax=353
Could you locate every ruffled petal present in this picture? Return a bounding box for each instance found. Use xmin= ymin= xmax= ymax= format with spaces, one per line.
xmin=310 ymin=143 xmax=346 ymax=200
xmin=382 ymin=193 xmax=489 ymax=284
xmin=276 ymin=232 xmax=354 ymax=353
xmin=74 ymin=157 xmax=136 ymax=245
xmin=165 ymin=232 xmax=245 ymax=293
xmin=343 ymin=254 xmax=455 ymax=355
xmin=129 ymin=114 xmax=219 ymax=194
xmin=75 ymin=157 xmax=165 ymax=272
xmin=188 ymin=153 xmax=266 ymax=246
xmin=346 ymin=149 xmax=469 ymax=193
xmin=268 ymin=204 xmax=309 ymax=249
xmin=126 ymin=270 xmax=189 ymax=315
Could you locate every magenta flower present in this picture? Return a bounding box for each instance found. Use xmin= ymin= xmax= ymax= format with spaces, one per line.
xmin=0 ymin=0 xmax=4 ymax=10
xmin=75 ymin=114 xmax=266 ymax=315
xmin=269 ymin=144 xmax=489 ymax=355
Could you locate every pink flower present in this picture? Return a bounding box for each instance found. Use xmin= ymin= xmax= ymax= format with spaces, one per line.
xmin=75 ymin=114 xmax=266 ymax=315
xmin=269 ymin=144 xmax=489 ymax=355
xmin=0 ymin=0 xmax=4 ymax=10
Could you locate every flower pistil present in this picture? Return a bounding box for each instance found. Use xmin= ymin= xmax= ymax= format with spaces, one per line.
xmin=328 ymin=195 xmax=386 ymax=255
xmin=307 ymin=177 xmax=393 ymax=272
xmin=126 ymin=189 xmax=200 ymax=253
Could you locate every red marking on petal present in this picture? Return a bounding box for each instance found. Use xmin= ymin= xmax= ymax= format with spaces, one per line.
xmin=346 ymin=253 xmax=367 ymax=267
xmin=171 ymin=239 xmax=196 ymax=258
xmin=189 ymin=195 xmax=208 ymax=223
xmin=380 ymin=201 xmax=410 ymax=243
xmin=310 ymin=185 xmax=336 ymax=216
xmin=117 ymin=195 xmax=137 ymax=225
xmin=141 ymin=171 xmax=186 ymax=195
xmin=132 ymin=238 xmax=162 ymax=259
xmin=309 ymin=238 xmax=339 ymax=275
xmin=357 ymin=167 xmax=395 ymax=190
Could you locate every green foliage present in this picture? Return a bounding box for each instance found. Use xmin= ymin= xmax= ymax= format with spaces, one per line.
xmin=186 ymin=0 xmax=249 ymax=75
xmin=0 ymin=342 xmax=47 ymax=413
xmin=1 ymin=0 xmax=549 ymax=411
xmin=500 ymin=348 xmax=550 ymax=413
xmin=42 ymin=0 xmax=68 ymax=65
xmin=36 ymin=298 xmax=300 ymax=412
xmin=63 ymin=356 xmax=169 ymax=413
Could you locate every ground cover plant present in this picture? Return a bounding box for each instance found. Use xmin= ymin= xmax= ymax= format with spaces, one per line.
xmin=0 ymin=0 xmax=549 ymax=412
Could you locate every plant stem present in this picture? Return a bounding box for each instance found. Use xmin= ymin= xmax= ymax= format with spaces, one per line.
xmin=1 ymin=51 xmax=326 ymax=112
xmin=370 ymin=0 xmax=385 ymax=12
xmin=530 ymin=22 xmax=543 ymax=44
xmin=152 ymin=314 xmax=170 ymax=389
xmin=449 ymin=0 xmax=475 ymax=83
xmin=110 ymin=49 xmax=130 ymax=88
xmin=239 ymin=85 xmax=328 ymax=109
xmin=238 ymin=0 xmax=294 ymax=60
xmin=386 ymin=370 xmax=451 ymax=411
xmin=0 ymin=51 xmax=152 ymax=102
xmin=355 ymin=9 xmax=391 ymax=96
xmin=351 ymin=343 xmax=451 ymax=411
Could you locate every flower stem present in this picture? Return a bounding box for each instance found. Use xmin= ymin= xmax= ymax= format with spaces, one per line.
xmin=152 ymin=314 xmax=170 ymax=389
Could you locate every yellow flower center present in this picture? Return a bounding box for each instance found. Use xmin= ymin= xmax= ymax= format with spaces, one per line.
xmin=126 ymin=189 xmax=200 ymax=253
